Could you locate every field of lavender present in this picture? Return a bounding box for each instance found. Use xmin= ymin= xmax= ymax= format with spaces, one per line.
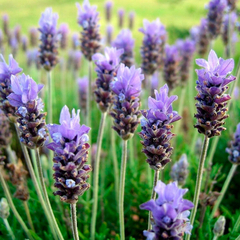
xmin=0 ymin=0 xmax=240 ymax=239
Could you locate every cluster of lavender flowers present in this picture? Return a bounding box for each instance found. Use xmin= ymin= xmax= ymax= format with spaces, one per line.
xmin=194 ymin=50 xmax=235 ymax=137
xmin=140 ymin=181 xmax=194 ymax=240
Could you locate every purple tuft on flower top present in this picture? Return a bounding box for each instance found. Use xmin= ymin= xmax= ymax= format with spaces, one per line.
xmin=226 ymin=123 xmax=240 ymax=165
xmin=140 ymin=19 xmax=167 ymax=77
xmin=76 ymin=0 xmax=101 ymax=61
xmin=38 ymin=7 xmax=59 ymax=71
xmin=93 ymin=47 xmax=123 ymax=112
xmin=58 ymin=23 xmax=69 ymax=50
xmin=140 ymin=181 xmax=194 ymax=240
xmin=47 ymin=105 xmax=92 ymax=204
xmin=7 ymin=73 xmax=48 ymax=148
xmin=139 ymin=84 xmax=181 ymax=170
xmin=207 ymin=0 xmax=227 ymax=40
xmin=112 ymin=29 xmax=135 ymax=67
xmin=0 ymin=54 xmax=22 ymax=119
xmin=111 ymin=63 xmax=144 ymax=140
xmin=194 ymin=50 xmax=236 ymax=138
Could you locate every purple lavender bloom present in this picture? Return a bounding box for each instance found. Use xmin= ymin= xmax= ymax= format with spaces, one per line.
xmin=38 ymin=8 xmax=59 ymax=71
xmin=29 ymin=27 xmax=38 ymax=47
xmin=118 ymin=8 xmax=125 ymax=28
xmin=10 ymin=36 xmax=18 ymax=58
xmin=58 ymin=23 xmax=69 ymax=50
xmin=106 ymin=24 xmax=113 ymax=45
xmin=140 ymin=181 xmax=194 ymax=240
xmin=207 ymin=0 xmax=227 ymax=40
xmin=195 ymin=50 xmax=235 ymax=137
xmin=72 ymin=33 xmax=80 ymax=50
xmin=0 ymin=54 xmax=22 ymax=118
xmin=14 ymin=25 xmax=21 ymax=43
xmin=7 ymin=73 xmax=47 ymax=148
xmin=0 ymin=109 xmax=12 ymax=148
xmin=226 ymin=123 xmax=240 ymax=164
xmin=21 ymin=35 xmax=28 ymax=52
xmin=227 ymin=0 xmax=237 ymax=11
xmin=140 ymin=19 xmax=167 ymax=76
xmin=76 ymin=0 xmax=101 ymax=61
xmin=2 ymin=14 xmax=9 ymax=37
xmin=128 ymin=11 xmax=135 ymax=30
xmin=77 ymin=76 xmax=88 ymax=112
xmin=47 ymin=105 xmax=91 ymax=203
xmin=112 ymin=29 xmax=135 ymax=67
xmin=163 ymin=45 xmax=181 ymax=91
xmin=111 ymin=63 xmax=143 ymax=140
xmin=93 ymin=47 xmax=123 ymax=112
xmin=105 ymin=1 xmax=113 ymax=22
xmin=139 ymin=84 xmax=181 ymax=170
xmin=176 ymin=39 xmax=196 ymax=85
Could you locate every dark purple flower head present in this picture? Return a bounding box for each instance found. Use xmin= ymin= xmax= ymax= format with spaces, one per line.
xmin=111 ymin=64 xmax=143 ymax=140
xmin=195 ymin=50 xmax=235 ymax=137
xmin=226 ymin=123 xmax=240 ymax=164
xmin=140 ymin=181 xmax=194 ymax=240
xmin=2 ymin=14 xmax=9 ymax=37
xmin=39 ymin=8 xmax=58 ymax=35
xmin=58 ymin=23 xmax=69 ymax=50
xmin=140 ymin=84 xmax=181 ymax=170
xmin=0 ymin=109 xmax=12 ymax=147
xmin=111 ymin=63 xmax=143 ymax=101
xmin=47 ymin=105 xmax=91 ymax=204
xmin=76 ymin=0 xmax=99 ymax=28
xmin=93 ymin=47 xmax=123 ymax=112
xmin=207 ymin=0 xmax=227 ymax=39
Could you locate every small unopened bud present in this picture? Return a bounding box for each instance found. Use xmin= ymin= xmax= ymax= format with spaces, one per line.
xmin=213 ymin=216 xmax=226 ymax=237
xmin=0 ymin=198 xmax=10 ymax=219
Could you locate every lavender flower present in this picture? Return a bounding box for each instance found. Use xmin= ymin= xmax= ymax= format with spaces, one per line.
xmin=140 ymin=19 xmax=166 ymax=76
xmin=93 ymin=47 xmax=123 ymax=112
xmin=2 ymin=14 xmax=9 ymax=37
xmin=227 ymin=0 xmax=237 ymax=11
xmin=72 ymin=33 xmax=80 ymax=50
xmin=38 ymin=7 xmax=59 ymax=71
xmin=21 ymin=35 xmax=28 ymax=52
xmin=170 ymin=154 xmax=189 ymax=186
xmin=7 ymin=74 xmax=48 ymax=148
xmin=106 ymin=24 xmax=113 ymax=45
xmin=139 ymin=84 xmax=181 ymax=170
xmin=151 ymin=72 xmax=159 ymax=97
xmin=176 ymin=39 xmax=195 ymax=86
xmin=128 ymin=11 xmax=135 ymax=30
xmin=195 ymin=50 xmax=235 ymax=137
xmin=163 ymin=45 xmax=181 ymax=91
xmin=0 ymin=54 xmax=22 ymax=118
xmin=207 ymin=0 xmax=227 ymax=40
xmin=111 ymin=63 xmax=143 ymax=140
xmin=118 ymin=9 xmax=125 ymax=28
xmin=14 ymin=25 xmax=21 ymax=43
xmin=10 ymin=36 xmax=18 ymax=58
xmin=77 ymin=76 xmax=88 ymax=112
xmin=222 ymin=11 xmax=237 ymax=46
xmin=105 ymin=1 xmax=113 ymax=22
xmin=226 ymin=123 xmax=240 ymax=164
xmin=29 ymin=27 xmax=38 ymax=47
xmin=112 ymin=29 xmax=135 ymax=67
xmin=58 ymin=23 xmax=69 ymax=50
xmin=0 ymin=109 xmax=12 ymax=147
xmin=140 ymin=181 xmax=194 ymax=240
xmin=26 ymin=49 xmax=41 ymax=70
xmin=47 ymin=105 xmax=91 ymax=204
xmin=76 ymin=0 xmax=101 ymax=61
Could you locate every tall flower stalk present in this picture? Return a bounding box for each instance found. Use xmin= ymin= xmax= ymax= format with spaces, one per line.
xmin=111 ymin=63 xmax=143 ymax=240
xmin=91 ymin=47 xmax=123 ymax=240
xmin=139 ymin=84 xmax=181 ymax=229
xmin=186 ymin=50 xmax=235 ymax=239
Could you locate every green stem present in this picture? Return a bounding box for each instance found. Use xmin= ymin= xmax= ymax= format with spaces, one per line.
xmin=210 ymin=164 xmax=237 ymax=219
xmin=119 ymin=140 xmax=128 ymax=240
xmin=47 ymin=71 xmax=52 ymax=124
xmin=30 ymin=149 xmax=41 ymax=190
xmin=148 ymin=169 xmax=160 ymax=230
xmin=6 ymin=146 xmax=16 ymax=164
xmin=23 ymin=201 xmax=35 ymax=232
xmin=3 ymin=218 xmax=16 ymax=240
xmin=0 ymin=168 xmax=33 ymax=240
xmin=186 ymin=135 xmax=209 ymax=240
xmin=236 ymin=235 xmax=240 ymax=240
xmin=35 ymin=148 xmax=64 ymax=240
xmin=129 ymin=137 xmax=134 ymax=171
xmin=91 ymin=112 xmax=107 ymax=240
xmin=71 ymin=203 xmax=79 ymax=240
xmin=233 ymin=201 xmax=240 ymax=232
xmin=213 ymin=236 xmax=218 ymax=240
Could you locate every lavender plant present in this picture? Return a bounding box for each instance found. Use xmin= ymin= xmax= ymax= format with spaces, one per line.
xmin=105 ymin=1 xmax=113 ymax=22
xmin=58 ymin=23 xmax=69 ymax=50
xmin=140 ymin=181 xmax=194 ymax=240
xmin=118 ymin=9 xmax=125 ymax=28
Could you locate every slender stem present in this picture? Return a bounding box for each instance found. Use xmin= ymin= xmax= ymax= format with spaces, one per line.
xmin=111 ymin=120 xmax=119 ymax=206
xmin=91 ymin=112 xmax=107 ymax=240
xmin=236 ymin=235 xmax=240 ymax=240
xmin=210 ymin=164 xmax=237 ymax=219
xmin=119 ymin=140 xmax=128 ymax=240
xmin=30 ymin=149 xmax=41 ymax=190
xmin=213 ymin=236 xmax=218 ymax=240
xmin=3 ymin=218 xmax=15 ymax=240
xmin=35 ymin=148 xmax=64 ymax=240
xmin=0 ymin=168 xmax=33 ymax=240
xmin=6 ymin=145 xmax=16 ymax=164
xmin=186 ymin=135 xmax=209 ymax=240
xmin=47 ymin=71 xmax=52 ymax=124
xmin=233 ymin=215 xmax=240 ymax=232
xmin=71 ymin=204 xmax=79 ymax=240
xmin=23 ymin=201 xmax=35 ymax=232
xmin=148 ymin=169 xmax=160 ymax=230
xmin=129 ymin=137 xmax=134 ymax=170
